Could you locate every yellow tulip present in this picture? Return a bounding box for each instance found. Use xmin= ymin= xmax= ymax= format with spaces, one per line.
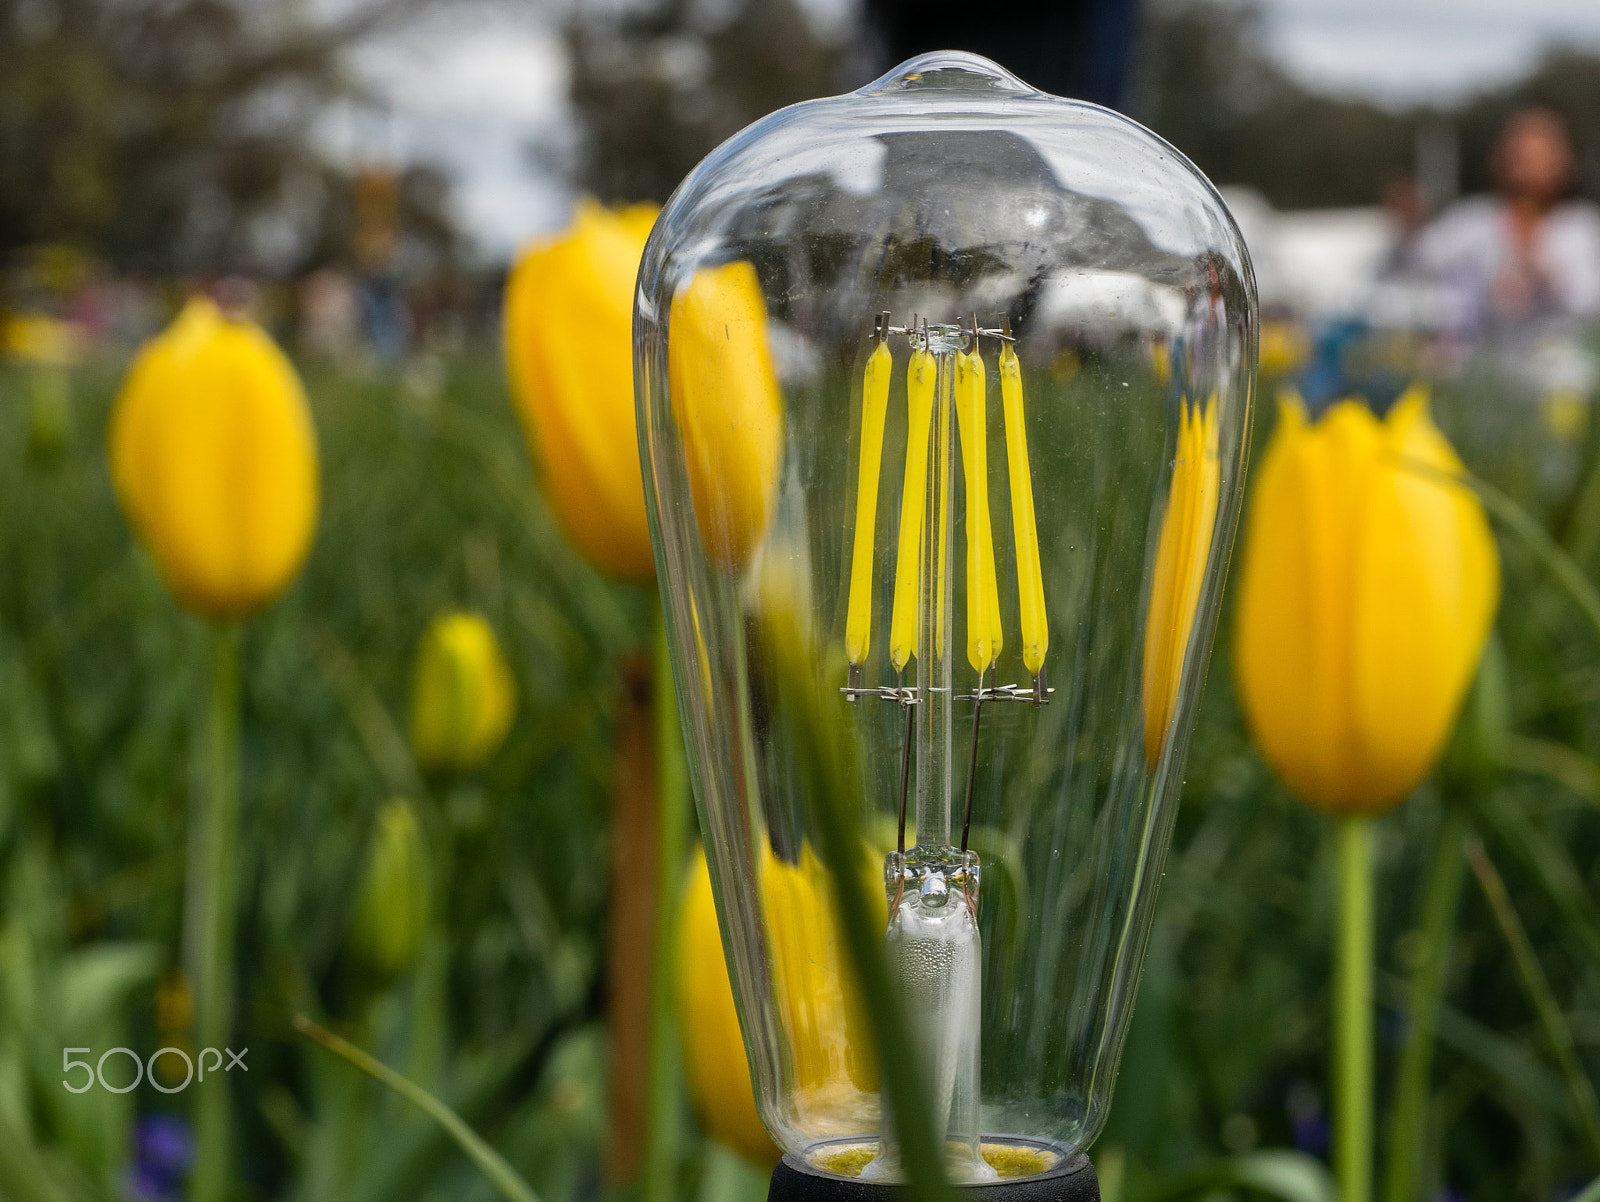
xmin=676 ymin=841 xmax=880 ymax=1165
xmin=410 ymin=611 xmax=517 ymax=776
xmin=347 ymin=799 xmax=431 ymax=978
xmin=1234 ymin=386 xmax=1500 ymax=814
xmin=667 ymin=261 xmax=784 ymax=568
xmin=1143 ymin=396 xmax=1221 ymax=764
xmin=2 ymin=312 xmax=81 ymax=366
xmin=1258 ymin=320 xmax=1310 ymax=377
xmin=504 ymin=201 xmax=660 ymax=581
xmin=109 ymin=297 xmax=319 ymax=619
xmin=677 ymin=844 xmax=778 ymax=1166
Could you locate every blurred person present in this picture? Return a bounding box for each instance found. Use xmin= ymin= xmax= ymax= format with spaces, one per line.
xmin=299 ymin=269 xmax=360 ymax=360
xmin=1414 ymin=107 xmax=1600 ymax=332
xmin=354 ymin=166 xmax=409 ymax=361
xmin=1379 ymin=177 xmax=1428 ymax=275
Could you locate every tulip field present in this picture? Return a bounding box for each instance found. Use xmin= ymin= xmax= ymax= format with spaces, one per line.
xmin=0 ymin=349 xmax=655 ymax=1201
xmin=2 ymin=338 xmax=1600 ymax=1202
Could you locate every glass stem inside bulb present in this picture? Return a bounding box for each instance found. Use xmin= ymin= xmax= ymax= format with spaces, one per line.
xmin=914 ymin=328 xmax=959 ymax=852
xmin=869 ymin=848 xmax=990 ymax=1182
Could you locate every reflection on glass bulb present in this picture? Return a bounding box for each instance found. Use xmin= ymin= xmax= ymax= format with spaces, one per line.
xmin=1142 ymin=395 xmax=1221 ymax=764
xmin=667 ymin=261 xmax=785 ymax=567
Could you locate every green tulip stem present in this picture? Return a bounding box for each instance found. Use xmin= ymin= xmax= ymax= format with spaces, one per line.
xmin=643 ymin=603 xmax=688 ymax=1202
xmin=1466 ymin=837 xmax=1600 ymax=1163
xmin=191 ymin=621 xmax=241 ymax=1202
xmin=1335 ymin=815 xmax=1374 ymax=1202
xmin=1383 ymin=803 xmax=1468 ymax=1202
xmin=294 ymin=1015 xmax=543 ymax=1202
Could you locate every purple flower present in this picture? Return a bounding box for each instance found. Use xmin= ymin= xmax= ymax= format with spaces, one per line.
xmin=123 ymin=1114 xmax=193 ymax=1201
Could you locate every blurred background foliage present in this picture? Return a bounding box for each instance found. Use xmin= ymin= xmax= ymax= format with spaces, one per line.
xmin=6 ymin=0 xmax=1600 ymax=281
xmin=3 ymin=0 xmax=1600 ymax=1200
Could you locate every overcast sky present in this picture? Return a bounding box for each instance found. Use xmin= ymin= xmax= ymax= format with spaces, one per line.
xmin=351 ymin=0 xmax=1600 ymax=260
xmin=1263 ymin=0 xmax=1600 ymax=100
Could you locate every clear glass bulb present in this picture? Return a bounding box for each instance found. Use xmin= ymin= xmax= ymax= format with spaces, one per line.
xmin=636 ymin=50 xmax=1256 ymax=1186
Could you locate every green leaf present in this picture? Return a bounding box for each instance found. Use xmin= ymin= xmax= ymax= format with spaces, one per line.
xmin=53 ymin=943 xmax=162 ymax=1037
xmin=295 ymin=1014 xmax=543 ymax=1202
xmin=1139 ymin=1150 xmax=1338 ymax=1202
xmin=0 ymin=1106 xmax=108 ymax=1202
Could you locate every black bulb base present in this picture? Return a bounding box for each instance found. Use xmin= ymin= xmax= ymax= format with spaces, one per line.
xmin=768 ymin=1139 xmax=1098 ymax=1202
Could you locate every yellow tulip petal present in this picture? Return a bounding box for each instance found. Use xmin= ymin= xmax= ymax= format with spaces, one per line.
xmin=1234 ymin=387 xmax=1499 ymax=814
xmin=109 ymin=297 xmax=319 ymax=619
xmin=410 ymin=612 xmax=518 ymax=776
xmin=1142 ymin=395 xmax=1220 ymax=764
xmin=505 ymin=201 xmax=659 ymax=580
xmin=677 ymin=846 xmax=779 ymax=1166
xmin=1347 ymin=388 xmax=1499 ymax=805
xmin=676 ymin=840 xmax=882 ymax=1162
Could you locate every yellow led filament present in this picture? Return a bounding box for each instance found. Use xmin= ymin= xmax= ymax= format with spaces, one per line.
xmin=1000 ymin=342 xmax=1047 ymax=678
xmin=934 ymin=374 xmax=951 ymax=659
xmin=955 ymin=347 xmax=1002 ymax=674
xmin=848 ymin=318 xmax=1046 ymax=691
xmin=889 ymin=348 xmax=936 ymax=672
xmin=845 ymin=340 xmax=893 ymax=667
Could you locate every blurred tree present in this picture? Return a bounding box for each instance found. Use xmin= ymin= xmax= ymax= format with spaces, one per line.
xmin=562 ymin=0 xmax=1600 ymax=219
xmin=1132 ymin=0 xmax=1416 ymax=209
xmin=0 ymin=0 xmax=457 ymax=276
xmin=562 ymin=0 xmax=849 ymax=204
xmin=1133 ymin=0 xmax=1600 ymax=210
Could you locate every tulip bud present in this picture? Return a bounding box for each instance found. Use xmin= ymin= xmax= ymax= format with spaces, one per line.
xmin=2 ymin=312 xmax=81 ymax=366
xmin=667 ymin=261 xmax=784 ymax=569
xmin=109 ymin=297 xmax=319 ymax=619
xmin=675 ymin=842 xmax=881 ymax=1167
xmin=26 ymin=365 xmax=72 ymax=465
xmin=504 ymin=201 xmax=660 ymax=580
xmin=347 ymin=799 xmax=431 ymax=978
xmin=4 ymin=313 xmax=80 ymax=465
xmin=1142 ymin=396 xmax=1221 ymax=764
xmin=1234 ymin=386 xmax=1500 ymax=814
xmin=409 ymin=612 xmax=517 ymax=777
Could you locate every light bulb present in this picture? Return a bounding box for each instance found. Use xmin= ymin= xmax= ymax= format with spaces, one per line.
xmin=636 ymin=50 xmax=1256 ymax=1198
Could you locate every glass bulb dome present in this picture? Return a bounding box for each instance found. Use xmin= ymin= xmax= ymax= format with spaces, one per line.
xmin=636 ymin=50 xmax=1256 ymax=1187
